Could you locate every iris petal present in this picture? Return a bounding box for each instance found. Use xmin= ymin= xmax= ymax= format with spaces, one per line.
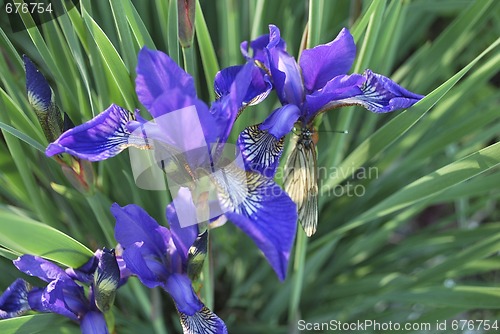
xmin=112 ymin=203 xmax=171 ymax=257
xmin=45 ymin=104 xmax=147 ymax=161
xmin=268 ymin=48 xmax=304 ymax=107
xmin=165 ymin=274 xmax=228 ymax=334
xmin=240 ymin=24 xmax=286 ymax=67
xmin=135 ymin=47 xmax=196 ymax=117
xmin=237 ymin=124 xmax=284 ymax=177
xmin=259 ymin=104 xmax=301 ymax=138
xmin=179 ymin=306 xmax=228 ymax=334
xmin=213 ymin=166 xmax=297 ymax=280
xmin=304 ymin=74 xmax=365 ymax=118
xmin=121 ymin=242 xmax=163 ymax=289
xmin=14 ymin=255 xmax=68 ymax=282
xmin=80 ymin=311 xmax=110 ymax=334
xmin=214 ymin=65 xmax=272 ymax=106
xmin=167 ymin=189 xmax=199 ymax=266
xmin=306 ymin=71 xmax=424 ymax=114
xmin=42 ymin=279 xmax=84 ymax=321
xmin=300 ymin=28 xmax=356 ymax=93
xmin=165 ymin=273 xmax=203 ymax=315
xmin=0 ymin=279 xmax=31 ymax=319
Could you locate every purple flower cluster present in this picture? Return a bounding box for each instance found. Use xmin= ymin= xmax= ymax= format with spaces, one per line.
xmin=2 ymin=25 xmax=422 ymax=333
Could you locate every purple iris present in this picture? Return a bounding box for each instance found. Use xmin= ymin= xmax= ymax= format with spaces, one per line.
xmin=111 ymin=200 xmax=227 ymax=333
xmin=44 ymin=47 xmax=298 ymax=281
xmin=0 ymin=250 xmax=121 ymax=334
xmin=216 ymin=25 xmax=424 ymax=174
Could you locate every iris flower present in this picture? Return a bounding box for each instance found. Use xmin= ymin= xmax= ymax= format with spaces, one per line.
xmin=112 ymin=200 xmax=228 ymax=333
xmin=44 ymin=47 xmax=297 ymax=280
xmin=0 ymin=250 xmax=121 ymax=334
xmin=217 ymin=25 xmax=424 ymax=236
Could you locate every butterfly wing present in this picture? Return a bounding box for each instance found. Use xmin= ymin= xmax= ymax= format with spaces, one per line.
xmin=284 ymin=135 xmax=318 ymax=237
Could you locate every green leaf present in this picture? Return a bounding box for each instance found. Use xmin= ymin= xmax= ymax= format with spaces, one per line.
xmin=0 ymin=314 xmax=67 ymax=334
xmin=0 ymin=211 xmax=93 ymax=267
xmin=0 ymin=122 xmax=45 ymax=153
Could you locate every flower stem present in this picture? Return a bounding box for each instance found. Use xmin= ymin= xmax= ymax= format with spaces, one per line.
xmin=288 ymin=227 xmax=308 ymax=325
xmin=202 ymin=229 xmax=214 ymax=309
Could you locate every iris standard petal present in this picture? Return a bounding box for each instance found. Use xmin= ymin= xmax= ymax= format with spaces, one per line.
xmin=0 ymin=279 xmax=31 ymax=319
xmin=210 ymin=62 xmax=255 ymax=147
xmin=112 ymin=203 xmax=171 ymax=257
xmin=135 ymin=47 xmax=196 ymax=117
xmin=42 ymin=279 xmax=82 ymax=321
xmin=300 ymin=27 xmax=356 ymax=93
xmin=80 ymin=311 xmax=110 ymax=334
xmin=45 ymin=104 xmax=148 ymax=161
xmin=23 ymin=55 xmax=52 ymax=112
xmin=240 ymin=25 xmax=286 ymax=66
xmin=121 ymin=242 xmax=163 ymax=289
xmin=267 ymin=46 xmax=304 ymax=107
xmin=213 ymin=166 xmax=297 ymax=280
xmin=214 ymin=65 xmax=272 ymax=106
xmin=14 ymin=255 xmax=68 ymax=282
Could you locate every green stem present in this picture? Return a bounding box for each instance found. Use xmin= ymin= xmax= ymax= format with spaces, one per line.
xmin=202 ymin=229 xmax=214 ymax=309
xmin=288 ymin=227 xmax=308 ymax=324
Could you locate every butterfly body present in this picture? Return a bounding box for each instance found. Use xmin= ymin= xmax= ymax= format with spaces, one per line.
xmin=284 ymin=126 xmax=319 ymax=237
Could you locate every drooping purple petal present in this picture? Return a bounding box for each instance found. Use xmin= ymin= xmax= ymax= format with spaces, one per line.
xmin=237 ymin=124 xmax=284 ymax=177
xmin=23 ymin=55 xmax=52 ymax=112
xmin=164 ymin=273 xmax=203 ymax=315
xmin=0 ymin=279 xmax=31 ymax=319
xmin=304 ymin=74 xmax=366 ymax=118
xmin=300 ymin=28 xmax=356 ymax=93
xmin=135 ymin=47 xmax=196 ymax=117
xmin=14 ymin=255 xmax=68 ymax=282
xmin=45 ymin=104 xmax=148 ymax=161
xmin=306 ymin=70 xmax=424 ymax=115
xmin=259 ymin=104 xmax=301 ymax=138
xmin=80 ymin=311 xmax=110 ymax=334
xmin=213 ymin=166 xmax=297 ymax=280
xmin=214 ymin=65 xmax=272 ymax=106
xmin=165 ymin=274 xmax=228 ymax=334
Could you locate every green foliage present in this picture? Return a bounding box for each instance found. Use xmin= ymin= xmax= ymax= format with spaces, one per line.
xmin=0 ymin=0 xmax=498 ymax=333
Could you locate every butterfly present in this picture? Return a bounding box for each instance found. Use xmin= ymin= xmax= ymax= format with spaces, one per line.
xmin=283 ymin=126 xmax=319 ymax=237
